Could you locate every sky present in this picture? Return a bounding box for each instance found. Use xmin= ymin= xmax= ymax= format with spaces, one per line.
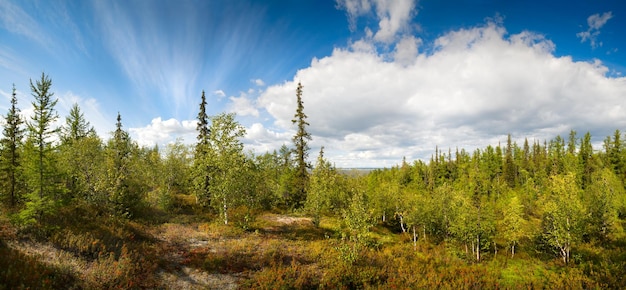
xmin=1 ymin=0 xmax=625 ymax=168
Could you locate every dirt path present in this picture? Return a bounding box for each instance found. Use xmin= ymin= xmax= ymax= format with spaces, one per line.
xmin=152 ymin=223 xmax=240 ymax=290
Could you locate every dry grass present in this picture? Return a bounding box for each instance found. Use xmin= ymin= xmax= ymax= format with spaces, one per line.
xmin=1 ymin=206 xmax=620 ymax=289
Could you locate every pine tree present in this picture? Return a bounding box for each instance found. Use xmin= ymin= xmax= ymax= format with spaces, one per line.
xmin=290 ymin=82 xmax=311 ymax=208
xmin=1 ymin=84 xmax=25 ymax=207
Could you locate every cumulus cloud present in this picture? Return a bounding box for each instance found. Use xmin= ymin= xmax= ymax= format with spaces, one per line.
xmin=258 ymin=21 xmax=626 ymax=167
xmin=577 ymin=11 xmax=613 ymax=49
xmin=129 ymin=117 xmax=196 ymax=147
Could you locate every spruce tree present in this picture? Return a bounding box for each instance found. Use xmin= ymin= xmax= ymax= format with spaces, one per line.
xmin=1 ymin=84 xmax=25 ymax=207
xmin=105 ymin=112 xmax=135 ymax=217
xmin=290 ymin=82 xmax=311 ymax=209
xmin=196 ymin=90 xmax=210 ymax=150
xmin=193 ymin=90 xmax=212 ymax=206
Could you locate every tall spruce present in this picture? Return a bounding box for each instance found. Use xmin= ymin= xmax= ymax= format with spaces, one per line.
xmin=196 ymin=90 xmax=210 ymax=150
xmin=290 ymin=82 xmax=311 ymax=209
xmin=193 ymin=90 xmax=211 ymax=206
xmin=105 ymin=112 xmax=134 ymax=217
xmin=1 ymin=84 xmax=25 ymax=207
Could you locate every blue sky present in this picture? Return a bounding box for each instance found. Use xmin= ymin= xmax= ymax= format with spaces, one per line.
xmin=1 ymin=0 xmax=625 ymax=167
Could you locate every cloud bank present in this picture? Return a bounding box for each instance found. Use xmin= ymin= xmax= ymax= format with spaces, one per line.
xmin=257 ymin=21 xmax=626 ymax=167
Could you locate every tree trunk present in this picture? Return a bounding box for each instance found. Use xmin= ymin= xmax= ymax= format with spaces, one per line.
xmin=412 ymin=226 xmax=417 ymax=249
xmin=223 ymin=196 xmax=228 ymax=225
xmin=511 ymin=241 xmax=515 ymax=258
xmin=476 ymin=235 xmax=480 ymax=262
xmin=494 ymin=241 xmax=497 ymax=257
xmin=398 ymin=214 xmax=406 ymax=233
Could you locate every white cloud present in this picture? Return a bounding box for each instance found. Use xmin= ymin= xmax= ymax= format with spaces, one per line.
xmin=228 ymin=93 xmax=259 ymax=117
xmin=336 ymin=0 xmax=372 ymax=31
xmin=336 ymin=0 xmax=416 ymax=43
xmin=577 ymin=11 xmax=613 ymax=49
xmin=258 ymin=21 xmax=626 ymax=167
xmin=393 ymin=35 xmax=421 ymax=66
xmin=372 ymin=0 xmax=416 ymax=43
xmin=243 ymin=122 xmax=292 ymax=154
xmin=251 ymin=78 xmax=265 ymax=86
xmin=129 ymin=117 xmax=196 ymax=147
xmin=213 ymin=90 xmax=226 ymax=98
xmin=587 ymin=11 xmax=613 ymax=30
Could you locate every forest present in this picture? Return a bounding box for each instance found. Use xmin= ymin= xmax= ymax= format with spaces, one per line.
xmin=1 ymin=74 xmax=626 ymax=289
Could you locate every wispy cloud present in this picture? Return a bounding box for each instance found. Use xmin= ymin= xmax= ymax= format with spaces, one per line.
xmin=0 ymin=0 xmax=50 ymax=47
xmin=577 ymin=11 xmax=613 ymax=49
xmin=92 ymin=1 xmax=203 ymax=117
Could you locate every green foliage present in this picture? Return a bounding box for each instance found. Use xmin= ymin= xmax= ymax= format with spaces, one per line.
xmin=58 ymin=104 xmax=103 ymax=201
xmin=305 ymin=147 xmax=346 ymax=226
xmin=0 ymin=84 xmax=25 ymax=208
xmin=204 ymin=113 xmax=252 ymax=225
xmin=290 ymin=82 xmax=311 ymax=209
xmin=192 ymin=90 xmax=212 ymax=207
xmin=103 ymin=113 xmax=141 ymax=218
xmin=541 ymin=173 xmax=586 ymax=264
xmin=19 ymin=73 xmax=64 ymax=225
xmin=499 ymin=193 xmax=526 ymax=257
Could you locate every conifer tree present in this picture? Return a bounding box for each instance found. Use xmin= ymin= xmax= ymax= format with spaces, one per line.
xmin=60 ymin=103 xmax=94 ymax=144
xmin=1 ymin=84 xmax=25 ymax=207
xmin=104 ymin=112 xmax=135 ymax=217
xmin=503 ymin=134 xmax=517 ymax=187
xmin=196 ymin=90 xmax=210 ymax=150
xmin=290 ymin=82 xmax=311 ymax=208
xmin=193 ymin=90 xmax=212 ymax=206
xmin=59 ymin=103 xmax=100 ymax=199
xmin=21 ymin=73 xmax=62 ymax=224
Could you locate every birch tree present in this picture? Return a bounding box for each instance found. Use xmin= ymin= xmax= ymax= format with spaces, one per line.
xmin=206 ymin=113 xmax=247 ymax=225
